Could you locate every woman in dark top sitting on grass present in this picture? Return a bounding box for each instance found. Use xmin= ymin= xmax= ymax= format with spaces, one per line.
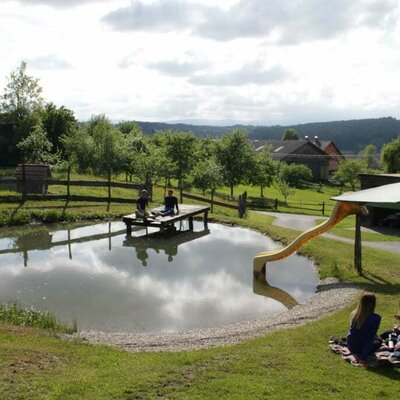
xmin=347 ymin=293 xmax=381 ymax=364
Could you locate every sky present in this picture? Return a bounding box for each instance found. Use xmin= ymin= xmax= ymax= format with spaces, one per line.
xmin=1 ymin=0 xmax=400 ymax=125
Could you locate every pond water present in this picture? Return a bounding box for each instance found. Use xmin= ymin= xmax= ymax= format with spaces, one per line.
xmin=0 ymin=221 xmax=318 ymax=333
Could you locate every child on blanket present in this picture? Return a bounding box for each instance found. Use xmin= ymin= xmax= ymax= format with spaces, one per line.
xmin=347 ymin=293 xmax=381 ymax=365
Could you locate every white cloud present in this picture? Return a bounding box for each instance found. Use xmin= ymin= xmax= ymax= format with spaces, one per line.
xmin=28 ymin=54 xmax=72 ymax=70
xmin=1 ymin=0 xmax=400 ymax=124
xmin=15 ymin=0 xmax=109 ymax=8
xmin=190 ymin=62 xmax=288 ymax=86
xmin=103 ymin=0 xmax=399 ymax=43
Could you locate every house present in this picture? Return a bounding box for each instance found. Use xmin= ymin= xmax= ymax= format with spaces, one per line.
xmin=308 ymin=136 xmax=345 ymax=175
xmin=252 ymin=139 xmax=330 ymax=181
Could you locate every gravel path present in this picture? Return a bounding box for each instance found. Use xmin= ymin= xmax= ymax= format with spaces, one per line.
xmin=65 ymin=278 xmax=361 ymax=352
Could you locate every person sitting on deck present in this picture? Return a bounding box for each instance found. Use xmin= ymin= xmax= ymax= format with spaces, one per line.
xmin=155 ymin=190 xmax=179 ymax=217
xmin=136 ymin=189 xmax=150 ymax=219
xmin=347 ymin=293 xmax=381 ymax=365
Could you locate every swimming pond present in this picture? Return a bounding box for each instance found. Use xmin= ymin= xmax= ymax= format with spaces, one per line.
xmin=0 ymin=221 xmax=318 ymax=332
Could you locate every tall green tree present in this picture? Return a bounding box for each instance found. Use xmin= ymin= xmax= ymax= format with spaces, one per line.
xmin=41 ymin=103 xmax=77 ymax=154
xmin=359 ymin=144 xmax=380 ymax=170
xmin=192 ymin=159 xmax=223 ymax=195
xmin=0 ymin=61 xmax=45 ymax=163
xmin=282 ymin=128 xmax=300 ymax=140
xmin=0 ymin=61 xmax=44 ymax=121
xmin=250 ymin=147 xmax=278 ymax=197
xmin=381 ymin=136 xmax=400 ymax=173
xmin=216 ymin=129 xmax=255 ymax=196
xmin=163 ymin=130 xmax=198 ymax=188
xmin=62 ymin=114 xmax=129 ymax=176
xmin=16 ymin=120 xmax=54 ymax=164
xmin=334 ymin=159 xmax=364 ymax=191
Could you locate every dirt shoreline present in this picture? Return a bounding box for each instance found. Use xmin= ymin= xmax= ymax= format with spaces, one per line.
xmin=65 ymin=278 xmax=361 ymax=352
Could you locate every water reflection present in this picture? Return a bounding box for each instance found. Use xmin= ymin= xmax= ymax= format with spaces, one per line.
xmin=123 ymin=228 xmax=210 ymax=266
xmin=0 ymin=221 xmax=317 ymax=332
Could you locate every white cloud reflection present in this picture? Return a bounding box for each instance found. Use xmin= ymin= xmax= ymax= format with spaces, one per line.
xmin=0 ymin=222 xmax=316 ymax=332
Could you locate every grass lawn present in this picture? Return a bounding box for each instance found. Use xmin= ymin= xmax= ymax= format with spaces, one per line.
xmin=0 ymin=175 xmax=400 ymax=399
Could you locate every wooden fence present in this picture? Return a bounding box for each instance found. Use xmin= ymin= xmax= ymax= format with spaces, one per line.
xmin=0 ymin=167 xmax=149 ymax=204
xmin=247 ymin=196 xmax=330 ymax=215
xmin=179 ymin=189 xmax=247 ymax=218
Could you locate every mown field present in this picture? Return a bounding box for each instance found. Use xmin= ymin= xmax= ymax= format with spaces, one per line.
xmin=0 ymin=171 xmax=399 ymax=399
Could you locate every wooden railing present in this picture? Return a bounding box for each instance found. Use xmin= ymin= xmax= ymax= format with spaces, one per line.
xmin=179 ymin=189 xmax=247 ymax=218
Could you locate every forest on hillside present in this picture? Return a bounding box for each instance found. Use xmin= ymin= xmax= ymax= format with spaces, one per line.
xmin=134 ymin=117 xmax=400 ymax=153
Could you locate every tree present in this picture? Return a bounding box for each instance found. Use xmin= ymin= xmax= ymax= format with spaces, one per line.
xmin=216 ymin=129 xmax=255 ymax=196
xmin=16 ymin=121 xmax=54 ymax=164
xmin=62 ymin=114 xmax=128 ymax=176
xmin=279 ymin=163 xmax=313 ymax=188
xmin=381 ymin=136 xmax=400 ymax=173
xmin=41 ymin=103 xmax=77 ymax=154
xmin=275 ymin=179 xmax=295 ymax=204
xmin=282 ymin=128 xmax=300 ymax=140
xmin=117 ymin=121 xmax=142 ymax=135
xmin=163 ymin=130 xmax=198 ymax=188
xmin=0 ymin=61 xmax=44 ymax=121
xmin=359 ymin=144 xmax=380 ymax=170
xmin=334 ymin=159 xmax=364 ymax=191
xmin=0 ymin=61 xmax=46 ymax=164
xmin=249 ymin=147 xmax=278 ymax=197
xmin=192 ymin=159 xmax=223 ymax=195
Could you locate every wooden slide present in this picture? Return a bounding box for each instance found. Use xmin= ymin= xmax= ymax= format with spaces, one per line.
xmin=254 ymin=201 xmax=363 ymax=277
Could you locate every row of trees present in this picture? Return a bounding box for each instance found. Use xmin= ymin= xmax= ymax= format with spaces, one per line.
xmin=1 ymin=61 xmax=400 ymax=199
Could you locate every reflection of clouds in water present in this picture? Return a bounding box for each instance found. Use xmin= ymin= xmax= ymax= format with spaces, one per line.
xmin=187 ymin=223 xmax=280 ymax=250
xmin=0 ymin=221 xmax=316 ymax=332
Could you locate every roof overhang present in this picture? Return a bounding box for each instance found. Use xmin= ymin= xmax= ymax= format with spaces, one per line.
xmin=331 ymin=182 xmax=400 ymax=210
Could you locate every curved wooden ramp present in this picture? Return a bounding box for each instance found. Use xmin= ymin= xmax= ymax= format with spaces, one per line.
xmin=254 ymin=201 xmax=362 ymax=277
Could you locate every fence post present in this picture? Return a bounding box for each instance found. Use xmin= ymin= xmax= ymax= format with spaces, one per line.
xmin=180 ymin=187 xmax=183 ymax=204
xmin=67 ymin=165 xmax=71 ymax=200
xmin=238 ymin=191 xmax=247 ymax=218
xmin=322 ymin=202 xmax=325 ymax=215
xmin=274 ymin=198 xmax=278 ymax=210
xmin=108 ymin=169 xmax=112 ymax=203
xmin=354 ymin=214 xmax=363 ymax=275
xmin=211 ymin=190 xmax=214 ymax=213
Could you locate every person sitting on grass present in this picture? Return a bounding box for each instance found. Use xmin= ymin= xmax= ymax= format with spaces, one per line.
xmin=154 ymin=189 xmax=179 ymax=217
xmin=136 ymin=189 xmax=150 ymax=219
xmin=347 ymin=293 xmax=381 ymax=365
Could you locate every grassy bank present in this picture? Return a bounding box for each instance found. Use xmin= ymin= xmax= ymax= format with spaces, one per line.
xmin=0 ymin=197 xmax=399 ymax=398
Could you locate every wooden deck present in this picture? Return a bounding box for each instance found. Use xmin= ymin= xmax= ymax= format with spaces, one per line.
xmin=122 ymin=204 xmax=210 ymax=234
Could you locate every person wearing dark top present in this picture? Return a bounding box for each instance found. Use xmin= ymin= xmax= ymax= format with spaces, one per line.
xmin=136 ymin=189 xmax=150 ymax=219
xmin=347 ymin=293 xmax=381 ymax=364
xmin=158 ymin=190 xmax=179 ymax=216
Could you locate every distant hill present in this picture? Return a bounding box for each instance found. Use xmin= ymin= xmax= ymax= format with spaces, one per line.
xmin=132 ymin=117 xmax=400 ymax=153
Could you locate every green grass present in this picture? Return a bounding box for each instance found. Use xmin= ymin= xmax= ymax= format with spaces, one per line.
xmin=1 ymin=174 xmax=400 ymax=399
xmin=0 ymin=303 xmax=76 ymax=334
xmin=0 ymin=214 xmax=399 ymax=399
xmin=317 ymin=215 xmax=400 ymax=242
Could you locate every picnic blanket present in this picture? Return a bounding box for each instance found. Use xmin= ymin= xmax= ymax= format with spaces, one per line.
xmin=329 ymin=339 xmax=400 ymax=368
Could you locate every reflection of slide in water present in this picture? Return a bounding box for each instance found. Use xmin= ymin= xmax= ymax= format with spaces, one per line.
xmin=253 ymin=271 xmax=299 ymax=309
xmin=254 ymin=201 xmax=363 ymax=277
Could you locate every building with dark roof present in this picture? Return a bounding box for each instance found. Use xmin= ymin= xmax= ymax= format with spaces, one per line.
xmin=252 ymin=139 xmax=330 ymax=181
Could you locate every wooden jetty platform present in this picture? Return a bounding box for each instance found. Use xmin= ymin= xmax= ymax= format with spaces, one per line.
xmin=122 ymin=204 xmax=210 ymax=234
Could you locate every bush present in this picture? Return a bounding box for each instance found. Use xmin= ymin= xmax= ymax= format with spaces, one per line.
xmin=279 ymin=163 xmax=313 ymax=187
